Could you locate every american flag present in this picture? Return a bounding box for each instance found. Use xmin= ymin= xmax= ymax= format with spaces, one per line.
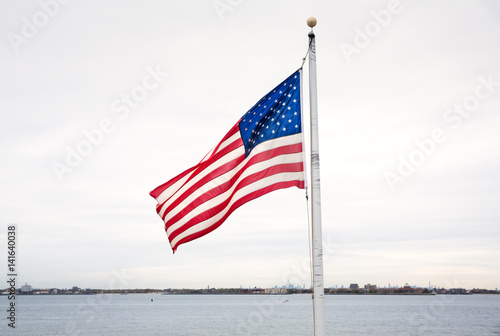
xmin=150 ymin=69 xmax=305 ymax=252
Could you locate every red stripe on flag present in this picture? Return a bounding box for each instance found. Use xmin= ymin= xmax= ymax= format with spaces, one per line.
xmin=160 ymin=155 xmax=244 ymax=221
xmin=155 ymin=136 xmax=243 ymax=216
xmin=150 ymin=124 xmax=240 ymax=199
xmin=166 ymin=161 xmax=304 ymax=235
xmin=160 ymin=142 xmax=302 ymax=222
xmin=201 ymin=122 xmax=240 ymax=164
xmin=149 ymin=165 xmax=197 ymax=199
xmin=163 ymin=145 xmax=303 ymax=227
xmin=170 ymin=180 xmax=304 ymax=252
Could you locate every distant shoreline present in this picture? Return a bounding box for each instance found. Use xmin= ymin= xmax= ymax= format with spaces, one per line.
xmin=7 ymin=292 xmax=498 ymax=296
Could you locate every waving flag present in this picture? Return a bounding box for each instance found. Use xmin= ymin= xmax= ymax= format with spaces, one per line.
xmin=150 ymin=69 xmax=304 ymax=252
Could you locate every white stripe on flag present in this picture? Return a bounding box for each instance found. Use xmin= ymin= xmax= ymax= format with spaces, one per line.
xmin=169 ymin=171 xmax=304 ymax=248
xmin=165 ymin=151 xmax=304 ymax=236
xmin=159 ymin=133 xmax=302 ymax=220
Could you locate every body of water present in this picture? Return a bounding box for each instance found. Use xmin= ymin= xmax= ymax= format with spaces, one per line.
xmin=2 ymin=294 xmax=500 ymax=335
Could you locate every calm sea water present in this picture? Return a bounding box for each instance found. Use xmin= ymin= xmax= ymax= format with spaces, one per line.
xmin=2 ymin=294 xmax=499 ymax=335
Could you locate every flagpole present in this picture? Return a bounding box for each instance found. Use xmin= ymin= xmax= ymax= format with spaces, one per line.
xmin=307 ymin=17 xmax=325 ymax=336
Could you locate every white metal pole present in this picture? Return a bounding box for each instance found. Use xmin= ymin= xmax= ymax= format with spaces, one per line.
xmin=307 ymin=17 xmax=325 ymax=336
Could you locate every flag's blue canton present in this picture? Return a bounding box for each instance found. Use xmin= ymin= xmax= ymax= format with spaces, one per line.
xmin=239 ymin=70 xmax=301 ymax=157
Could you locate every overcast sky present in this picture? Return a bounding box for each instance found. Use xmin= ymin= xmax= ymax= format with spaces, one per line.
xmin=1 ymin=0 xmax=499 ymax=291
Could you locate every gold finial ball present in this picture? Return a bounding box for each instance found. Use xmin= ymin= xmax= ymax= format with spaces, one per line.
xmin=307 ymin=17 xmax=317 ymax=28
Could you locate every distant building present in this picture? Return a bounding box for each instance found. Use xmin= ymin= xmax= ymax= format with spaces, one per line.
xmin=21 ymin=283 xmax=32 ymax=293
xmin=400 ymin=284 xmax=415 ymax=293
xmin=364 ymin=284 xmax=377 ymax=293
xmin=349 ymin=284 xmax=359 ymax=290
xmin=239 ymin=288 xmax=264 ymax=294
xmin=399 ymin=284 xmax=425 ymax=294
xmin=377 ymin=287 xmax=397 ymax=294
xmin=264 ymin=288 xmax=287 ymax=294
